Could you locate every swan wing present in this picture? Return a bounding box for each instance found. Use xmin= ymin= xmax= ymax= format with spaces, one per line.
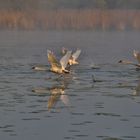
xmin=47 ymin=50 xmax=60 ymax=68
xmin=72 ymin=49 xmax=81 ymax=60
xmin=60 ymin=51 xmax=72 ymax=69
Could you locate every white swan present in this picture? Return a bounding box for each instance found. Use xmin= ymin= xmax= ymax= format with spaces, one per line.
xmin=69 ymin=49 xmax=81 ymax=65
xmin=47 ymin=50 xmax=72 ymax=74
xmin=62 ymin=48 xmax=81 ymax=65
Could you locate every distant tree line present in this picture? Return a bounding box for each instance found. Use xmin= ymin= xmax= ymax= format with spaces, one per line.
xmin=0 ymin=0 xmax=140 ymax=10
xmin=0 ymin=9 xmax=140 ymax=30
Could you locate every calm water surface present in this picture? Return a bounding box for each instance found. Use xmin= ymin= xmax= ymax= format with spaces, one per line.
xmin=0 ymin=31 xmax=140 ymax=140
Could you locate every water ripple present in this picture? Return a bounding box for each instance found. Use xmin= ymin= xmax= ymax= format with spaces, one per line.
xmin=0 ymin=31 xmax=140 ymax=140
xmin=94 ymin=112 xmax=121 ymax=117
xmin=22 ymin=118 xmax=40 ymax=121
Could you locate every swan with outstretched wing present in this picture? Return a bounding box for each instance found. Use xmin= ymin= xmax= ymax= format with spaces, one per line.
xmin=47 ymin=50 xmax=72 ymax=74
xmin=61 ymin=48 xmax=81 ymax=65
xmin=69 ymin=49 xmax=81 ymax=65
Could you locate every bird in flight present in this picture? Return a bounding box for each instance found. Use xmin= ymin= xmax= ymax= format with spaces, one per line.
xmin=62 ymin=48 xmax=81 ymax=65
xmin=47 ymin=50 xmax=72 ymax=74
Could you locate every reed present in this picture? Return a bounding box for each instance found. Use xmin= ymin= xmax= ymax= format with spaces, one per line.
xmin=0 ymin=9 xmax=140 ymax=30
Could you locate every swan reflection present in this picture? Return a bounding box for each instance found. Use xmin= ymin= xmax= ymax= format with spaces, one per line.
xmin=47 ymin=86 xmax=70 ymax=111
xmin=32 ymin=85 xmax=70 ymax=111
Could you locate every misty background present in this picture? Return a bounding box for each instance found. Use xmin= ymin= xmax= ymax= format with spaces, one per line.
xmin=0 ymin=0 xmax=140 ymax=30
xmin=0 ymin=0 xmax=140 ymax=10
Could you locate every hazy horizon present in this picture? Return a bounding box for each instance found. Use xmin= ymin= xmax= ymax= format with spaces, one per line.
xmin=0 ymin=0 xmax=140 ymax=31
xmin=0 ymin=0 xmax=140 ymax=10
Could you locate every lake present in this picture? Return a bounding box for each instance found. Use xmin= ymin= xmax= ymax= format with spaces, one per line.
xmin=0 ymin=30 xmax=140 ymax=140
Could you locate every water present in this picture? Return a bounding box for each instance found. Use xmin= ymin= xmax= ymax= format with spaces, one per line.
xmin=0 ymin=30 xmax=140 ymax=140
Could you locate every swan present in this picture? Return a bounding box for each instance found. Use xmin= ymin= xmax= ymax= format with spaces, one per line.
xmin=47 ymin=50 xmax=72 ymax=74
xmin=118 ymin=60 xmax=140 ymax=67
xmin=62 ymin=48 xmax=81 ymax=65
xmin=69 ymin=49 xmax=81 ymax=65
xmin=118 ymin=50 xmax=140 ymax=68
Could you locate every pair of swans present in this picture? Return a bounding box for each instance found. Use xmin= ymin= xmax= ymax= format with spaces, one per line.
xmin=119 ymin=50 xmax=140 ymax=68
xmin=33 ymin=48 xmax=81 ymax=74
